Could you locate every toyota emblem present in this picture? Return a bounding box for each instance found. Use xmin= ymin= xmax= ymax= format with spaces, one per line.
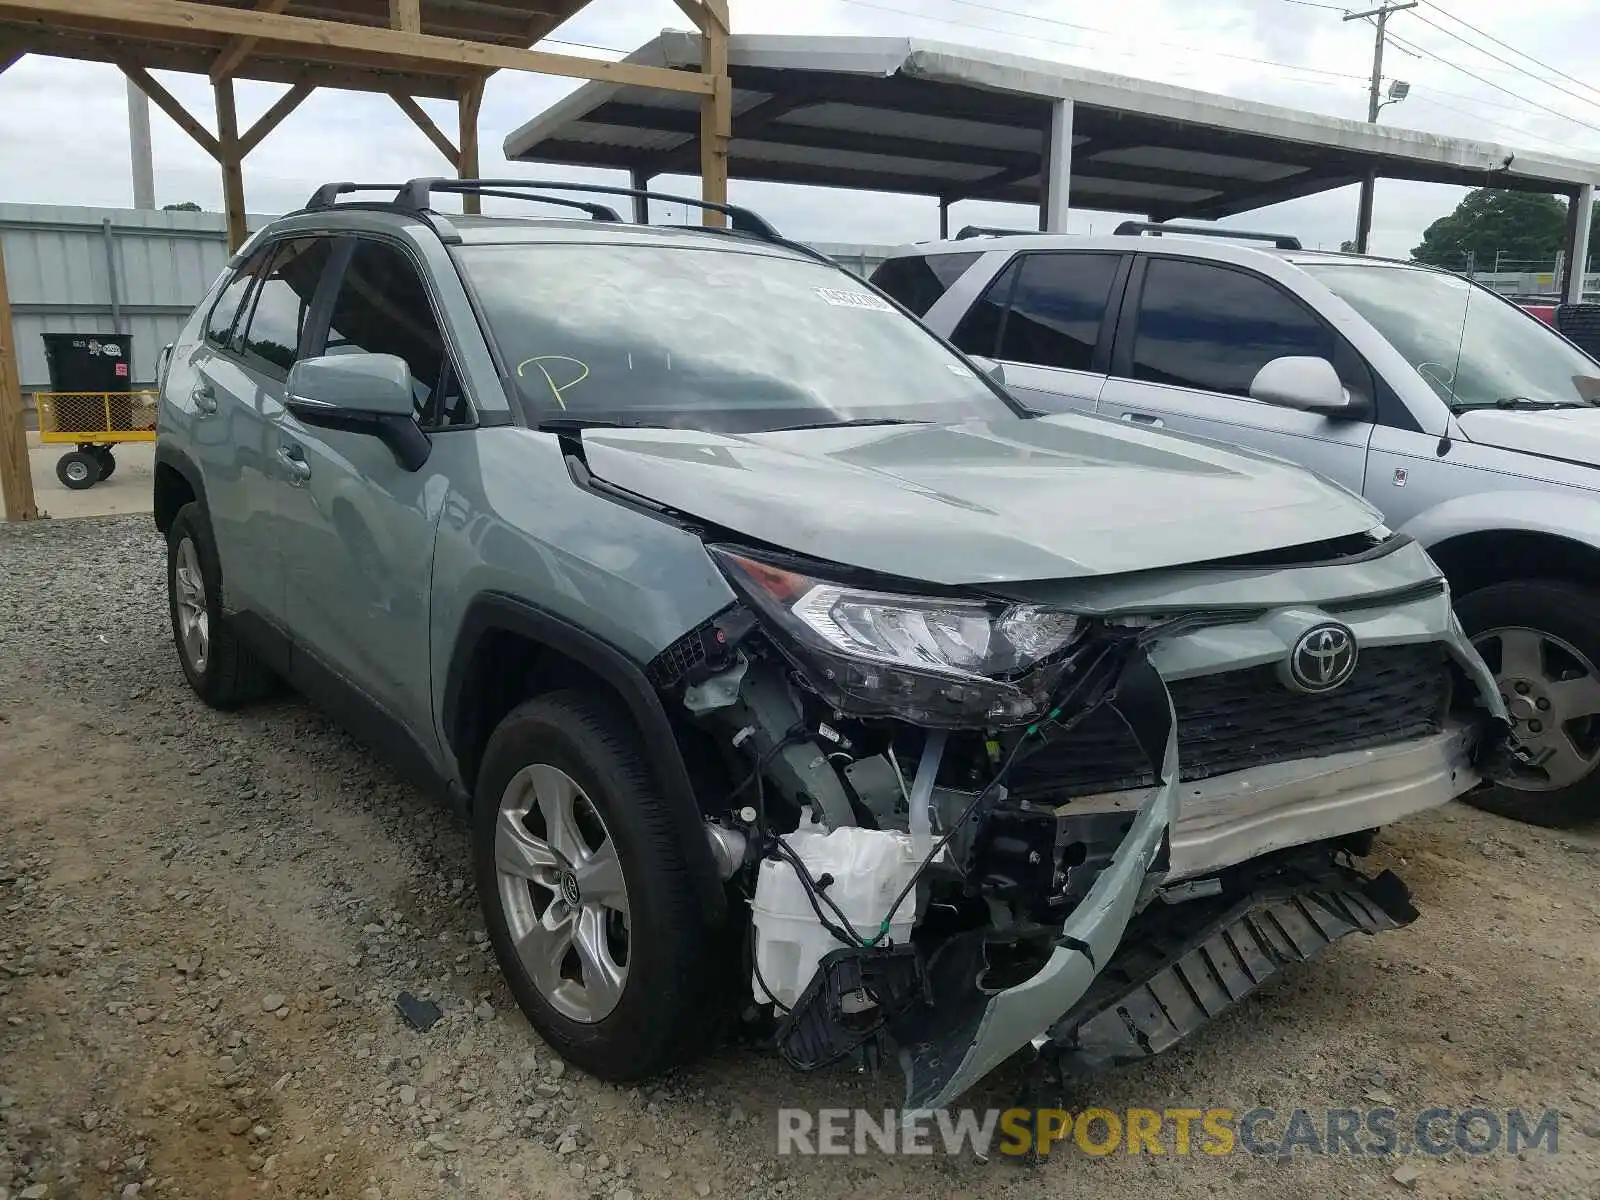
xmin=1285 ymin=622 xmax=1359 ymax=694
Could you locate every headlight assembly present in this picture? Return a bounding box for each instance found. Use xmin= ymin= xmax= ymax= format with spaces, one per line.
xmin=711 ymin=547 xmax=1086 ymax=726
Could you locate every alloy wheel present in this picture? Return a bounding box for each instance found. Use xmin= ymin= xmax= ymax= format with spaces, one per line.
xmin=1475 ymin=625 xmax=1600 ymax=791
xmin=494 ymin=764 xmax=631 ymax=1023
xmin=173 ymin=537 xmax=210 ymax=675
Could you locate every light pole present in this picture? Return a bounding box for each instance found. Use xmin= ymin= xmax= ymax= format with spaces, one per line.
xmin=1345 ymin=1 xmax=1417 ymax=254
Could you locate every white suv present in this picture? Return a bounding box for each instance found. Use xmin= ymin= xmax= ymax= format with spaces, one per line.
xmin=878 ymin=225 xmax=1600 ymax=827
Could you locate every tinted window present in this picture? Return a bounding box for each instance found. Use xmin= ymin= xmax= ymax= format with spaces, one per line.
xmin=1132 ymin=258 xmax=1337 ymax=396
xmin=999 ymin=253 xmax=1120 ymax=371
xmin=205 ymin=250 xmax=269 ymax=350
xmin=869 ymin=252 xmax=982 ymax=317
xmin=237 ymin=238 xmax=331 ymax=376
xmin=324 ymin=241 xmax=466 ymax=428
xmin=458 ymin=244 xmax=1014 ymax=433
xmin=951 ymin=259 xmax=1019 ymax=357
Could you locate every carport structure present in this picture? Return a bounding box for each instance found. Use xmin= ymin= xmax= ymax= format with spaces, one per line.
xmin=505 ymin=31 xmax=1599 ymax=293
xmin=0 ymin=0 xmax=735 ymax=521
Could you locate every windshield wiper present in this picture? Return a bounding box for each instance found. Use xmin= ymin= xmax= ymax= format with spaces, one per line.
xmin=536 ymin=416 xmax=648 ymax=432
xmin=1451 ymin=397 xmax=1590 ymax=413
xmin=768 ymin=417 xmax=933 ymax=433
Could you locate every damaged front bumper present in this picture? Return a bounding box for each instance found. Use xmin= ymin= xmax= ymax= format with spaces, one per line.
xmin=887 ymin=653 xmax=1180 ymax=1118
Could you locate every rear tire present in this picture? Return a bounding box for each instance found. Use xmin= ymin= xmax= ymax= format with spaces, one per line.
xmin=1457 ymin=580 xmax=1600 ymax=828
xmin=473 ymin=690 xmax=723 ymax=1081
xmin=56 ymin=451 xmax=100 ymax=490
xmin=166 ymin=502 xmax=276 ymax=709
xmin=91 ymin=446 xmax=116 ymax=480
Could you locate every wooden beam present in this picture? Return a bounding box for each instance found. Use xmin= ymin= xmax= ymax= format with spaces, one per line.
xmin=121 ymin=62 xmax=221 ymax=159
xmin=458 ymin=77 xmax=484 ymax=215
xmin=210 ymin=0 xmax=289 ymax=81
xmin=0 ymin=237 xmax=39 ymax=522
xmin=0 ymin=0 xmax=716 ymax=96
xmin=238 ymin=81 xmax=311 ymax=156
xmin=388 ymin=0 xmax=420 ymax=34
xmin=214 ymin=76 xmax=247 ymax=252
xmin=391 ymin=92 xmax=457 ymax=162
xmin=699 ymin=0 xmax=730 ymax=226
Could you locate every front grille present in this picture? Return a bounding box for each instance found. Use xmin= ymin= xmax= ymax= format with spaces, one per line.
xmin=1009 ymin=644 xmax=1452 ymax=802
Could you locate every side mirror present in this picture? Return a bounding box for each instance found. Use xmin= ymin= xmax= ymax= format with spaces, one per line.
xmin=967 ymin=355 xmax=1007 ymax=386
xmin=1248 ymin=355 xmax=1368 ymax=419
xmin=285 ymin=353 xmax=430 ymax=471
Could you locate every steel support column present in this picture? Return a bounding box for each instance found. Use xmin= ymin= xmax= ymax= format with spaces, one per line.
xmin=1042 ymin=98 xmax=1073 ymax=233
xmin=1562 ymin=184 xmax=1595 ymax=305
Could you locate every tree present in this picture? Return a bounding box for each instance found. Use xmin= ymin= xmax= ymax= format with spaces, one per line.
xmin=1339 ymin=239 xmax=1357 ymax=253
xmin=1411 ymin=189 xmax=1595 ymax=269
xmin=162 ymin=201 xmax=202 ymax=212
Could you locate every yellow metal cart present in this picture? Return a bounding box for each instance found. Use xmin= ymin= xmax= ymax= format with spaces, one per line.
xmin=36 ymin=390 xmax=158 ymax=490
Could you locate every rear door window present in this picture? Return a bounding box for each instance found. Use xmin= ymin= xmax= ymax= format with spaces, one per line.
xmin=950 ymin=259 xmax=1020 ymax=357
xmin=1130 ymin=257 xmax=1339 ymax=396
xmin=205 ymin=249 xmax=271 ymax=350
xmin=869 ymin=252 xmax=982 ymax=317
xmin=235 ymin=238 xmax=334 ymax=378
xmin=997 ymin=253 xmax=1122 ymax=372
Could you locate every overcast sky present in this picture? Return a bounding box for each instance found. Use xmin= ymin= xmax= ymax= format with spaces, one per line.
xmin=1 ymin=0 xmax=1597 ymax=257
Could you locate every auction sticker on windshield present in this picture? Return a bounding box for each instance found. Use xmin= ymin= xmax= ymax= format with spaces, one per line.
xmin=815 ymin=287 xmax=896 ymax=311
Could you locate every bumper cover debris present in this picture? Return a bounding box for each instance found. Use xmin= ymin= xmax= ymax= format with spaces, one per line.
xmin=889 ymin=652 xmax=1179 ymax=1118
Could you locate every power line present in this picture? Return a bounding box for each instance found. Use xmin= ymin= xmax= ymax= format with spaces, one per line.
xmin=1420 ymin=1 xmax=1600 ymax=106
xmin=1407 ymin=8 xmax=1600 ymax=117
xmin=1385 ymin=30 xmax=1600 ymax=136
xmin=838 ymin=0 xmax=1369 ymax=86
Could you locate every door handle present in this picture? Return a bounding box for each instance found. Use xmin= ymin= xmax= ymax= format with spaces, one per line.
xmin=1121 ymin=411 xmax=1164 ymax=428
xmin=276 ymin=444 xmax=312 ymax=483
xmin=192 ymin=383 xmax=218 ymax=415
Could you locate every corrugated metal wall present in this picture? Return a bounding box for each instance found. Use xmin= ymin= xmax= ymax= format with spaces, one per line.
xmin=2 ymin=204 xmax=896 ymax=418
xmin=0 ymin=204 xmax=269 ymax=410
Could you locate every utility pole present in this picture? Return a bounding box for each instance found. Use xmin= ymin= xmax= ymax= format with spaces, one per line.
xmin=1344 ymin=1 xmax=1416 ymax=254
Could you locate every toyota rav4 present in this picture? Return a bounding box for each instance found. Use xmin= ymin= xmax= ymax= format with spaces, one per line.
xmin=154 ymin=179 xmax=1507 ymax=1115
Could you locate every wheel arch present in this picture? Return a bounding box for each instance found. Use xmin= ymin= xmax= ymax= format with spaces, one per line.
xmin=1425 ymin=528 xmax=1600 ymax=598
xmin=442 ymin=593 xmax=726 ymax=922
xmin=153 ymin=442 xmax=206 ymax=535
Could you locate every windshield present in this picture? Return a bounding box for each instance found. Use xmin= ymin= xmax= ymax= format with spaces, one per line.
xmin=458 ymin=243 xmax=1018 ymax=432
xmin=1303 ymin=262 xmax=1600 ymax=412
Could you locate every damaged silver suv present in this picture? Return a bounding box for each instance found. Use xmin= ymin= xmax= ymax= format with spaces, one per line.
xmin=153 ymin=179 xmax=1508 ymax=1115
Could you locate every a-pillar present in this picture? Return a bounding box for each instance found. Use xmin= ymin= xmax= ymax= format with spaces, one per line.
xmin=1562 ymin=184 xmax=1595 ymax=306
xmin=1041 ymin=98 xmax=1073 ymax=233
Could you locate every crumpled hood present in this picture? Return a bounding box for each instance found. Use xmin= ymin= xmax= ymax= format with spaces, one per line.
xmin=1455 ymin=407 xmax=1600 ymax=468
xmin=580 ymin=414 xmax=1379 ymax=585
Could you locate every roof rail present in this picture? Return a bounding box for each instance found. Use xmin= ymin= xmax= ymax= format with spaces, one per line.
xmin=954 ymin=225 xmax=1034 ymax=240
xmin=305 ymin=181 xmax=622 ymax=222
xmin=397 ymin=178 xmax=782 ymax=239
xmin=1113 ymin=221 xmax=1303 ymax=251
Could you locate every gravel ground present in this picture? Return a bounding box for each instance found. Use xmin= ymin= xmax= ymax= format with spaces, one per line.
xmin=2 ymin=514 xmax=1599 ymax=1200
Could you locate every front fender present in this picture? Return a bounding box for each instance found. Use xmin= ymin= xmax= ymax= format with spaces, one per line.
xmin=1400 ymin=488 xmax=1600 ymax=553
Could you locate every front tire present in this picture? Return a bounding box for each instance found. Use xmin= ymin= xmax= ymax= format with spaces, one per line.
xmin=1457 ymin=580 xmax=1600 ymax=827
xmin=473 ymin=690 xmax=722 ymax=1081
xmin=165 ymin=502 xmax=274 ymax=709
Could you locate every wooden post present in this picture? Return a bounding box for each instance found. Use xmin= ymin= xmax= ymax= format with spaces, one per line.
xmin=0 ymin=236 xmax=39 ymax=522
xmin=459 ymin=78 xmax=484 ymax=214
xmin=389 ymin=0 xmax=421 ymax=34
xmin=214 ymin=75 xmax=247 ymax=252
xmin=698 ymin=0 xmax=731 ymax=227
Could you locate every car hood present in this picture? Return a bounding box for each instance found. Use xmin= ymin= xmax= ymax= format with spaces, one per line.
xmin=1454 ymin=407 xmax=1600 ymax=467
xmin=579 ymin=415 xmax=1378 ymax=586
